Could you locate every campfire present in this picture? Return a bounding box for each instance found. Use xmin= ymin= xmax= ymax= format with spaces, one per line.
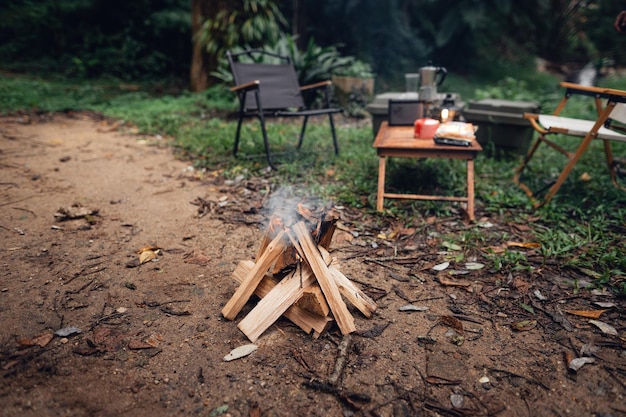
xmin=222 ymin=204 xmax=377 ymax=342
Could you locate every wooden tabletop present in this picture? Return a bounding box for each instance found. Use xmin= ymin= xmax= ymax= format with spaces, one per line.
xmin=373 ymin=122 xmax=482 ymax=155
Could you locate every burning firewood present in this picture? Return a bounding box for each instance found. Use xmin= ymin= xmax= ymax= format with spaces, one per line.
xmin=222 ymin=205 xmax=377 ymax=342
xmin=232 ymin=261 xmax=333 ymax=338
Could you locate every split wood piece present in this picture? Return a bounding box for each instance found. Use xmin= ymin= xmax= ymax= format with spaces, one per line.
xmin=315 ymin=214 xmax=337 ymax=249
xmin=233 ymin=261 xmax=332 ymax=339
xmin=237 ymin=262 xmax=325 ymax=342
xmin=290 ymin=221 xmax=356 ymax=335
xmin=255 ymin=216 xmax=283 ymax=260
xmin=319 ymin=247 xmax=378 ymax=318
xmin=259 ymin=212 xmax=337 ymax=274
xmin=255 ymin=233 xmax=271 ymax=261
xmin=271 ymin=245 xmax=298 ymax=275
xmin=255 ymin=228 xmax=297 ymax=276
xmin=295 ymin=285 xmax=330 ymax=317
xmin=222 ymin=229 xmax=287 ymax=320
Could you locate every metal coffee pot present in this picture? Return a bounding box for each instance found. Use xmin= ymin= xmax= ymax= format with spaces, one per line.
xmin=419 ymin=65 xmax=447 ymax=101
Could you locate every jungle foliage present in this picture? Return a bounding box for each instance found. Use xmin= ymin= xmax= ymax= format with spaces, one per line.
xmin=2 ymin=1 xmax=626 ymax=86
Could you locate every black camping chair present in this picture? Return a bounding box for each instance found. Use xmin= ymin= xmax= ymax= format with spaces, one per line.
xmin=227 ymin=49 xmax=342 ymax=170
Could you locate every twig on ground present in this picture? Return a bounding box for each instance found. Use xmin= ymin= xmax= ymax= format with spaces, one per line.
xmin=488 ymin=367 xmax=550 ymax=390
xmin=328 ymin=334 xmax=352 ymax=386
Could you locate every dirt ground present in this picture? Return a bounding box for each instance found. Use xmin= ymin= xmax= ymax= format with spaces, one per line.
xmin=0 ymin=112 xmax=625 ymax=417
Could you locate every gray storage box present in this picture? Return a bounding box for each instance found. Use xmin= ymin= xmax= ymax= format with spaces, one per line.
xmin=462 ymin=99 xmax=539 ymax=157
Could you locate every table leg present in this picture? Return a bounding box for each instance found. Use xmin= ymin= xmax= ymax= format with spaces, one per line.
xmin=377 ymin=156 xmax=386 ymax=211
xmin=467 ymin=159 xmax=475 ymax=221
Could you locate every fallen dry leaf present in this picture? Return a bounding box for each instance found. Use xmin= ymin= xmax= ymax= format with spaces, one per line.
xmin=139 ymin=250 xmax=157 ymax=264
xmin=564 ymin=309 xmax=608 ymax=319
xmin=512 ymin=277 xmax=531 ymax=293
xmin=484 ymin=244 xmax=506 ymax=254
xmin=439 ymin=315 xmax=464 ymax=334
xmin=432 ymin=262 xmax=450 ymax=271
xmin=511 ymin=319 xmax=537 ymax=331
xmin=506 ymin=241 xmax=541 ymax=249
xmin=438 ymin=277 xmax=473 ymax=291
xmin=569 ymin=357 xmax=595 ymax=371
xmin=17 ymin=332 xmax=54 ymax=347
xmin=54 ymin=205 xmax=98 ymax=221
xmin=224 ymin=344 xmax=258 ymax=362
xmin=144 ymin=334 xmax=163 ymax=347
xmin=136 ymin=245 xmax=162 ymax=254
xmin=511 ymin=223 xmax=532 ymax=233
xmin=128 ymin=339 xmax=155 ymax=350
xmin=182 ymin=249 xmax=211 ymax=266
xmin=333 ymin=230 xmax=354 ymax=245
xmin=589 ymin=319 xmax=618 ymax=336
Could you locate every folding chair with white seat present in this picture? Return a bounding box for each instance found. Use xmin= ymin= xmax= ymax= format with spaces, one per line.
xmin=513 ymin=82 xmax=626 ymax=207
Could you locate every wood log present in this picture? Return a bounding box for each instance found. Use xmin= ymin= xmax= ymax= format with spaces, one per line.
xmin=318 ymin=247 xmax=378 ymax=318
xmin=233 ymin=261 xmax=332 ymax=338
xmin=255 ymin=233 xmax=271 ymax=261
xmin=237 ymin=263 xmax=324 ymax=342
xmin=315 ymin=213 xmax=338 ymax=249
xmin=222 ymin=229 xmax=286 ymax=320
xmin=271 ymin=245 xmax=298 ymax=275
xmin=295 ymin=285 xmax=330 ymax=317
xmin=290 ymin=222 xmax=356 ymax=335
xmin=255 ymin=216 xmax=283 ymax=260
xmin=329 ymin=263 xmax=377 ymax=318
xmin=258 ymin=209 xmax=338 ymax=273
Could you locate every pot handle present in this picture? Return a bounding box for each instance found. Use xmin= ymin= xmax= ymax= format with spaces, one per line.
xmin=436 ymin=67 xmax=447 ymax=86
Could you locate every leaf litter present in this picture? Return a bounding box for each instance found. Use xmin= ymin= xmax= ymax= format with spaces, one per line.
xmin=2 ymin=114 xmax=626 ymax=417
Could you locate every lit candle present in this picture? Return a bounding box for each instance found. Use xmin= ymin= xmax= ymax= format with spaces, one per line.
xmin=440 ymin=108 xmax=449 ymax=123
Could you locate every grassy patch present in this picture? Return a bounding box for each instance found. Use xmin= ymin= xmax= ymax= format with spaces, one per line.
xmin=1 ymin=71 xmax=625 ymax=294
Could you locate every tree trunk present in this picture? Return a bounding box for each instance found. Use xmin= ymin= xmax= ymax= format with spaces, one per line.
xmin=190 ymin=0 xmax=208 ymax=92
xmin=292 ymin=0 xmax=308 ymax=50
xmin=190 ymin=0 xmax=229 ymax=92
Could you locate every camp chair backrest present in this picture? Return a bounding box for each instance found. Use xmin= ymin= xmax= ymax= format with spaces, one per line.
xmin=226 ymin=48 xmax=341 ymax=170
xmin=610 ymin=103 xmax=626 ymax=125
xmin=229 ymin=61 xmax=304 ymax=111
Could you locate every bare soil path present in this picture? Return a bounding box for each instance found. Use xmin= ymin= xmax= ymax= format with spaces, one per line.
xmin=0 ymin=113 xmax=624 ymax=417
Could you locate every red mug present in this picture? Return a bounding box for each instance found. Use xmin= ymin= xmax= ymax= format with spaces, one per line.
xmin=414 ymin=118 xmax=439 ymax=139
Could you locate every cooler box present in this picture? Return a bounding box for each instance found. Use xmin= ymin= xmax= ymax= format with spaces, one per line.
xmin=462 ymin=99 xmax=539 ymax=157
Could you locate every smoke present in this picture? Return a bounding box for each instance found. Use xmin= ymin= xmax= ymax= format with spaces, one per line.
xmin=262 ymin=185 xmax=331 ymax=229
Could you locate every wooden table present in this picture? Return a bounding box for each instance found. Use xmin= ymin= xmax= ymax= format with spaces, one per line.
xmin=373 ymin=122 xmax=482 ymax=220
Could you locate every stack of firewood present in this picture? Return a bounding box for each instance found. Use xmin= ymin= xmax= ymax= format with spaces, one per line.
xmin=222 ymin=205 xmax=377 ymax=342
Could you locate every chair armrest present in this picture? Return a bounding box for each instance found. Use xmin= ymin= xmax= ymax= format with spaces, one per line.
xmin=230 ymin=80 xmax=260 ymax=92
xmin=524 ymin=112 xmax=548 ymax=134
xmin=300 ymin=80 xmax=332 ymax=91
xmin=560 ymin=82 xmax=626 ymax=99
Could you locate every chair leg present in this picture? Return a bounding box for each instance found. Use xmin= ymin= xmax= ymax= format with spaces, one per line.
xmin=297 ymin=116 xmax=309 ymax=150
xmin=322 ymin=84 xmax=339 ymax=155
xmin=233 ymin=94 xmax=247 ymax=157
xmin=328 ymin=112 xmax=339 ymax=155
xmin=257 ymin=113 xmax=277 ymax=170
xmin=234 ymin=116 xmax=244 ymax=157
xmin=602 ymin=139 xmax=626 ymax=190
xmin=542 ymin=132 xmax=596 ymax=206
xmin=513 ymin=134 xmax=544 ymax=204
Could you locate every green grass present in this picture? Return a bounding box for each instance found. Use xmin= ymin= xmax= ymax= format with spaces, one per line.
xmin=1 ymin=70 xmax=625 ymax=294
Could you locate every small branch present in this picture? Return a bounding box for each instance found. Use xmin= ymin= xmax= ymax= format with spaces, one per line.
xmin=488 ymin=367 xmax=550 ymax=390
xmin=328 ymin=334 xmax=352 ymax=386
